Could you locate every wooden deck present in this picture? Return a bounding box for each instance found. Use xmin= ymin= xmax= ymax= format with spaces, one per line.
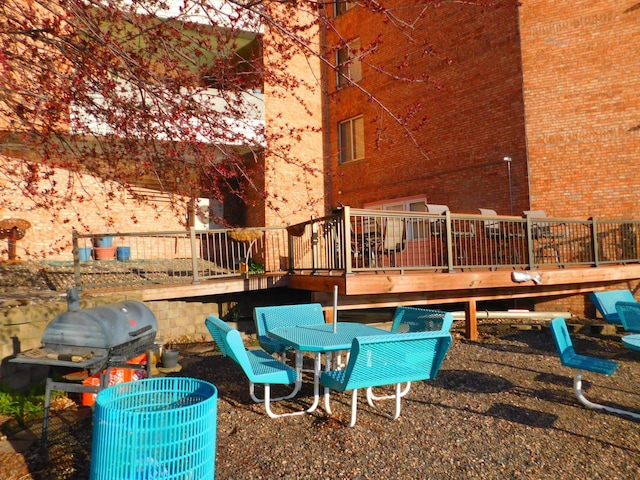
xmin=74 ymin=209 xmax=640 ymax=341
xmin=117 ymin=264 xmax=640 ymax=342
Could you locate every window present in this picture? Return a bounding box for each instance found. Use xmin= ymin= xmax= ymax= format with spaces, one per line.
xmin=336 ymin=39 xmax=362 ymax=88
xmin=338 ymin=116 xmax=365 ymax=164
xmin=365 ymin=198 xmax=428 ymax=240
xmin=335 ymin=0 xmax=356 ymax=17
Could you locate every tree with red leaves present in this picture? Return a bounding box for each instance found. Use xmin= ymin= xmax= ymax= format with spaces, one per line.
xmin=0 ymin=0 xmax=507 ymax=256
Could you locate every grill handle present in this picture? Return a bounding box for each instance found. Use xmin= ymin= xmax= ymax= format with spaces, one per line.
xmin=129 ymin=325 xmax=153 ymax=337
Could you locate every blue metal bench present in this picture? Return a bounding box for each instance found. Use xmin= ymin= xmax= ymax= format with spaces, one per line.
xmin=321 ymin=331 xmax=452 ymax=426
xmin=368 ymin=307 xmax=454 ymax=403
xmin=205 ymin=315 xmax=305 ymax=418
xmin=614 ymin=301 xmax=640 ymax=333
xmin=253 ymin=303 xmax=325 ymax=357
xmin=589 ymin=289 xmax=636 ymax=325
xmin=549 ymin=317 xmax=640 ymax=419
xmin=391 ymin=306 xmax=454 ymax=333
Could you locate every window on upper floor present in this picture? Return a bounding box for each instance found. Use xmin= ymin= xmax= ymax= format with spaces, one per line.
xmin=335 ymin=0 xmax=357 ymax=17
xmin=336 ymin=38 xmax=362 ymax=88
xmin=338 ymin=115 xmax=365 ymax=164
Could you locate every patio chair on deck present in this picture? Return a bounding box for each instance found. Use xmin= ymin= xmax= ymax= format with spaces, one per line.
xmin=479 ymin=208 xmax=501 ymax=238
xmin=549 ymin=317 xmax=640 ymax=419
xmin=427 ymin=204 xmax=475 ymax=266
xmin=479 ymin=208 xmax=524 ymax=265
xmin=523 ymin=210 xmax=567 ymax=264
xmin=375 ymin=217 xmax=406 ymax=267
xmin=426 ymin=204 xmax=449 ymax=236
xmin=590 ymin=289 xmax=636 ymax=326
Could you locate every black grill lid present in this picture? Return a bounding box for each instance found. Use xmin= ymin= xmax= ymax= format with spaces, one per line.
xmin=42 ymin=300 xmax=157 ymax=350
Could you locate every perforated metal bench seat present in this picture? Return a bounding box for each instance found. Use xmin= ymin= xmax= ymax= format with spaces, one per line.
xmin=205 ymin=316 xmax=304 ymax=418
xmin=321 ymin=331 xmax=452 ymax=426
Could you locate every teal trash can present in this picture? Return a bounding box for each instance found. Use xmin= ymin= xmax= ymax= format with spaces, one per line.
xmin=116 ymin=246 xmax=130 ymax=262
xmin=90 ymin=377 xmax=218 ymax=480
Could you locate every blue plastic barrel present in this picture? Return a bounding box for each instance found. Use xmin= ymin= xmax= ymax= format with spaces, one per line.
xmin=95 ymin=236 xmax=113 ymax=248
xmin=79 ymin=247 xmax=93 ymax=262
xmin=116 ymin=246 xmax=131 ymax=262
xmin=90 ymin=377 xmax=218 ymax=480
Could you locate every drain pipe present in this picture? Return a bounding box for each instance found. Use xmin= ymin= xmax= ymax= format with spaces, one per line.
xmin=451 ymin=310 xmax=572 ymax=321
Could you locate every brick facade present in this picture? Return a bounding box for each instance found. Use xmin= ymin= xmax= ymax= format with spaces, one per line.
xmin=520 ymin=1 xmax=640 ymax=219
xmin=326 ymin=1 xmax=639 ymax=220
xmin=326 ymin=2 xmax=529 ymax=215
xmin=0 ymin=154 xmax=189 ymax=260
xmin=262 ymin=14 xmax=325 ymax=227
xmin=0 ymin=9 xmax=324 ymax=260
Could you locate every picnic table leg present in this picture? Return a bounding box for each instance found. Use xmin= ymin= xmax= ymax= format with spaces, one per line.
xmin=573 ymin=370 xmax=640 ymax=419
xmin=366 ymin=382 xmax=411 ymax=405
xmin=305 ymin=352 xmax=321 ymax=413
xmin=465 ymin=300 xmax=478 ymax=340
xmin=324 ymin=352 xmax=337 ymax=414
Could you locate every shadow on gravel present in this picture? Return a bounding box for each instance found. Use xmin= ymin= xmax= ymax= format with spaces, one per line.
xmin=471 ymin=328 xmax=639 ymax=365
xmin=434 ymin=369 xmax=514 ymax=394
xmin=467 ymin=330 xmax=558 ymax=356
xmin=485 ymin=403 xmax=557 ymax=428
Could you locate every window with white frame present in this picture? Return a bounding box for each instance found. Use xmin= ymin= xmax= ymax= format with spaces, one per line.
xmin=338 ymin=116 xmax=365 ymax=164
xmin=365 ymin=198 xmax=428 ymax=240
xmin=335 ymin=0 xmax=356 ymax=17
xmin=336 ymin=38 xmax=362 ymax=88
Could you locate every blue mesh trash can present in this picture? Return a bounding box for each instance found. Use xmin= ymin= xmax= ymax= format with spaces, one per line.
xmin=90 ymin=377 xmax=217 ymax=480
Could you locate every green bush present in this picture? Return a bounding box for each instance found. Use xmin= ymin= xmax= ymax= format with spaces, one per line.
xmin=0 ymin=382 xmax=65 ymax=428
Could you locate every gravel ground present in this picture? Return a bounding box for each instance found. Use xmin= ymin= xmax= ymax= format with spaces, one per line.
xmin=2 ymin=322 xmax=640 ymax=479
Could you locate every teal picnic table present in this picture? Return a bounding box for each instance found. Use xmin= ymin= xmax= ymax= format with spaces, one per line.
xmin=622 ymin=334 xmax=640 ymax=351
xmin=268 ymin=322 xmax=392 ymax=412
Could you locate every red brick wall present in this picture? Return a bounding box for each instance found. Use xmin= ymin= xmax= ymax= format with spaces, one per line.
xmin=0 ymin=155 xmax=188 ymax=260
xmin=262 ymin=10 xmax=325 ymax=227
xmin=326 ymin=2 xmax=640 ymax=221
xmin=326 ymin=2 xmax=529 ymax=215
xmin=519 ymin=1 xmax=640 ymax=219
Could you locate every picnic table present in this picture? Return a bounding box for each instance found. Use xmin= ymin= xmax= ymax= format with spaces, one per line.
xmin=621 ymin=334 xmax=640 ymax=351
xmin=268 ymin=322 xmax=392 ymax=412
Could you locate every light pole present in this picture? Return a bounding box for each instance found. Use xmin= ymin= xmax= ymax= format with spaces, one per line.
xmin=504 ymin=156 xmax=513 ymax=216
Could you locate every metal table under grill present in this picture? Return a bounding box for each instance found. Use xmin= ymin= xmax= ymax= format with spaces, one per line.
xmin=10 ymin=290 xmax=157 ymax=444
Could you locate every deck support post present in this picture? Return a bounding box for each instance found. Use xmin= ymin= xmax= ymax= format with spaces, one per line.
xmin=465 ymin=299 xmax=478 ymax=340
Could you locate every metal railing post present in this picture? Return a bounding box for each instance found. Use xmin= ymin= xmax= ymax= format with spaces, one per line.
xmin=526 ymin=216 xmax=536 ymax=270
xmin=72 ymin=230 xmax=81 ymax=289
xmin=287 ymin=230 xmax=295 ymax=273
xmin=311 ymin=216 xmax=319 ymax=274
xmin=591 ymin=217 xmax=600 ymax=267
xmin=189 ymin=227 xmax=200 ymax=284
xmin=344 ymin=206 xmax=353 ymax=275
xmin=445 ymin=210 xmax=455 ymax=272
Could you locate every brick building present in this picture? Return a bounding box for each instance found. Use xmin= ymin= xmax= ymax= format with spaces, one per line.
xmin=325 ymin=1 xmax=639 ymax=219
xmin=0 ymin=1 xmax=324 ymax=260
xmin=1 ymin=1 xmax=638 ymax=261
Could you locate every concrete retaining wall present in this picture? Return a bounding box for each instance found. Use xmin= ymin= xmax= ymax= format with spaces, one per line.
xmin=0 ymin=294 xmax=218 ymax=392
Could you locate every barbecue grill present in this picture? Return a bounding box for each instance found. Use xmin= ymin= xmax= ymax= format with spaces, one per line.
xmin=10 ymin=289 xmax=158 ymax=444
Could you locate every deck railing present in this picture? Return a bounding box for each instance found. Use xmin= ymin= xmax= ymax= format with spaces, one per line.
xmin=72 ymin=227 xmax=289 ymax=290
xmin=286 ymin=207 xmax=640 ymax=274
xmin=72 ymin=208 xmax=640 ymax=290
